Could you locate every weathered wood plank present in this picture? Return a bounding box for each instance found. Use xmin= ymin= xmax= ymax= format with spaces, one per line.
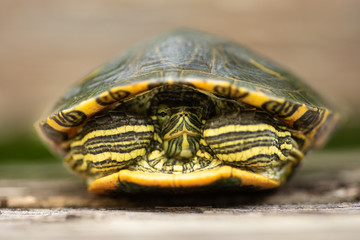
xmin=0 ymin=151 xmax=360 ymax=240
xmin=1 ymin=206 xmax=360 ymax=240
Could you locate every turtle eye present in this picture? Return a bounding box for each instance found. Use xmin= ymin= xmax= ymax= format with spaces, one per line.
xmin=157 ymin=104 xmax=170 ymax=118
xmin=156 ymin=105 xmax=170 ymax=125
xmin=159 ymin=111 xmax=167 ymax=118
xmin=156 ymin=104 xmax=171 ymax=125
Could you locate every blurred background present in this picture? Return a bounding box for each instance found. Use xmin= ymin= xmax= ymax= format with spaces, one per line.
xmin=1 ymin=0 xmax=360 ymax=169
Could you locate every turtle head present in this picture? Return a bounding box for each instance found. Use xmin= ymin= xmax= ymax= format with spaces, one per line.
xmin=156 ymin=103 xmax=204 ymax=159
xmin=150 ymin=86 xmax=215 ymax=160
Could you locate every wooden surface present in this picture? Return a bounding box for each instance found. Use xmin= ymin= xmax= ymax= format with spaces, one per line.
xmin=1 ymin=205 xmax=360 ymax=240
xmin=1 ymin=151 xmax=360 ymax=239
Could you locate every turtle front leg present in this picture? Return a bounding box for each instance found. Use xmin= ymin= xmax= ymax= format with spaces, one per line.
xmin=191 ymin=139 xmax=222 ymax=170
xmin=203 ymin=111 xmax=297 ymax=179
xmin=66 ymin=111 xmax=154 ymax=182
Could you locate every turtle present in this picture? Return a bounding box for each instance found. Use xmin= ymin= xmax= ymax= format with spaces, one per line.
xmin=36 ymin=29 xmax=338 ymax=194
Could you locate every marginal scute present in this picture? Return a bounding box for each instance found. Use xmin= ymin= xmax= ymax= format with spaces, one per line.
xmin=261 ymin=100 xmax=301 ymax=118
xmin=109 ymin=89 xmax=131 ymax=101
xmin=96 ymin=89 xmax=131 ymax=105
xmin=230 ymin=88 xmax=249 ymax=100
xmin=51 ymin=110 xmax=87 ymax=127
xmin=213 ymin=85 xmax=249 ymax=100
xmin=293 ymin=108 xmax=325 ymax=134
xmin=95 ymin=94 xmax=117 ymax=106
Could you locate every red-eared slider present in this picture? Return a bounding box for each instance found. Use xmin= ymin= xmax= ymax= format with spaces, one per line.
xmin=36 ymin=29 xmax=338 ymax=194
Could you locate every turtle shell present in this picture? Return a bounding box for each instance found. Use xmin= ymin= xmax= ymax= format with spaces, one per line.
xmin=36 ymin=29 xmax=338 ymax=193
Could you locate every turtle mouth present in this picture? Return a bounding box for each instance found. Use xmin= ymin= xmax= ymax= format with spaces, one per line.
xmin=163 ymin=130 xmax=201 ymax=141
